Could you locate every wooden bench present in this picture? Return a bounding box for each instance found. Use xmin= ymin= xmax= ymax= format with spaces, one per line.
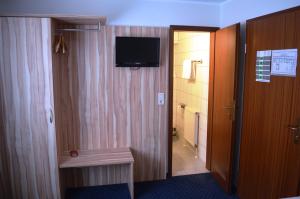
xmin=59 ymin=147 xmax=134 ymax=198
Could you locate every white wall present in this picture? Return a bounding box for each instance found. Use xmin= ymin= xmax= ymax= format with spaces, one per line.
xmin=1 ymin=0 xmax=300 ymax=28
xmin=0 ymin=0 xmax=220 ymax=27
xmin=221 ymin=0 xmax=300 ymax=27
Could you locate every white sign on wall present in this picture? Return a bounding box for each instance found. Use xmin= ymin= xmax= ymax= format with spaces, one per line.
xmin=271 ymin=49 xmax=298 ymax=77
xmin=256 ymin=50 xmax=272 ymax=82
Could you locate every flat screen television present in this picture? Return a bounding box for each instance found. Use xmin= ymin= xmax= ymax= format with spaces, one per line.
xmin=116 ymin=37 xmax=160 ymax=67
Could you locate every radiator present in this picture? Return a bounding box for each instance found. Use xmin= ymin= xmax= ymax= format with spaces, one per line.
xmin=183 ymin=107 xmax=200 ymax=148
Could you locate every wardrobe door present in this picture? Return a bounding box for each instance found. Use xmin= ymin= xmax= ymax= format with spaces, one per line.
xmin=0 ymin=17 xmax=60 ymax=199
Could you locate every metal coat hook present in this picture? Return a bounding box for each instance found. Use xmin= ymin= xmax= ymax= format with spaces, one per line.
xmin=55 ymin=34 xmax=68 ymax=54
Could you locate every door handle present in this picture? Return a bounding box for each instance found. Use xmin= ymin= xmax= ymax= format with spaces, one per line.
xmin=288 ymin=125 xmax=300 ymax=131
xmin=223 ymin=100 xmax=236 ymax=110
xmin=288 ymin=125 xmax=300 ymax=144
xmin=295 ymin=135 xmax=300 ymax=144
xmin=223 ymin=106 xmax=234 ymax=109
xmin=223 ymin=101 xmax=236 ymax=121
xmin=50 ymin=108 xmax=53 ymax=124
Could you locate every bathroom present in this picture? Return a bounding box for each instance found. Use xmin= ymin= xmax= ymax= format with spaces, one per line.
xmin=172 ymin=30 xmax=210 ymax=176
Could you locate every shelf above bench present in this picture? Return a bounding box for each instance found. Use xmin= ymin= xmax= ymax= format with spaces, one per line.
xmin=59 ymin=147 xmax=134 ymax=169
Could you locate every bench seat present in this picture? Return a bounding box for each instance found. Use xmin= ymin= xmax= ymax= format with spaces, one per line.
xmin=59 ymin=148 xmax=134 ymax=168
xmin=59 ymin=147 xmax=134 ymax=198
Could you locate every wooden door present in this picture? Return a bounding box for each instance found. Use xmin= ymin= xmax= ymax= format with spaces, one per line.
xmin=238 ymin=8 xmax=300 ymax=199
xmin=0 ymin=17 xmax=60 ymax=199
xmin=210 ymin=24 xmax=239 ymax=192
xmin=279 ymin=9 xmax=300 ymax=197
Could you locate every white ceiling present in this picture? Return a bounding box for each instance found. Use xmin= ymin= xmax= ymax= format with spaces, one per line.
xmin=176 ymin=0 xmax=228 ymax=3
xmin=145 ymin=0 xmax=229 ymax=4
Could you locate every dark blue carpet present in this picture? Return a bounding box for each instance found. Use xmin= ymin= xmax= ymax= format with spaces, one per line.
xmin=66 ymin=173 xmax=238 ymax=199
xmin=66 ymin=184 xmax=131 ymax=199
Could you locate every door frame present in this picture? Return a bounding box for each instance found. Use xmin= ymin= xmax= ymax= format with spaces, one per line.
xmin=167 ymin=25 xmax=219 ymax=177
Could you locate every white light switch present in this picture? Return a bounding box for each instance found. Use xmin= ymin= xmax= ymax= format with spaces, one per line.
xmin=158 ymin=93 xmax=165 ymax=105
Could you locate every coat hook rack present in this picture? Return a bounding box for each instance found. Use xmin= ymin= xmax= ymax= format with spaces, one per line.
xmin=56 ymin=21 xmax=102 ymax=32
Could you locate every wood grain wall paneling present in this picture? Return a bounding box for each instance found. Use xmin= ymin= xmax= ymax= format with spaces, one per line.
xmin=52 ymin=24 xmax=169 ymax=187
xmin=0 ymin=17 xmax=60 ymax=199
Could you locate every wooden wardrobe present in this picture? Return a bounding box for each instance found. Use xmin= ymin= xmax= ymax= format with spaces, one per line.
xmin=0 ymin=17 xmax=60 ymax=199
xmin=0 ymin=16 xmax=169 ymax=199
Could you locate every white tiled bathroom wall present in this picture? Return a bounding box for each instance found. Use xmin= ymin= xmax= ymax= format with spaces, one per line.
xmin=173 ymin=31 xmax=210 ymax=162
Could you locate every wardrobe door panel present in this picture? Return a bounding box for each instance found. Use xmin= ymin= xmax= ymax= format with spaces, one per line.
xmin=0 ymin=17 xmax=60 ymax=199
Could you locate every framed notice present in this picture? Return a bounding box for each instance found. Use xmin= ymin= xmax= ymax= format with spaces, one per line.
xmin=256 ymin=50 xmax=272 ymax=82
xmin=271 ymin=49 xmax=298 ymax=77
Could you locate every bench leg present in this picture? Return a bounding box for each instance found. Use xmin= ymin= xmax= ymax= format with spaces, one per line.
xmin=129 ymin=163 xmax=134 ymax=199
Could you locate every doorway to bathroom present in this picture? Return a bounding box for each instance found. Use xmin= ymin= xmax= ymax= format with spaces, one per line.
xmin=168 ymin=24 xmax=240 ymax=192
xmin=169 ymin=27 xmax=215 ymax=176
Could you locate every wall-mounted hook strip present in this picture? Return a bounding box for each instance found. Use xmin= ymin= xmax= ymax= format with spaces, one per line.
xmin=56 ymin=22 xmax=102 ymax=32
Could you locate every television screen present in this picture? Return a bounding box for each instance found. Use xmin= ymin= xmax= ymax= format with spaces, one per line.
xmin=116 ymin=37 xmax=160 ymax=67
